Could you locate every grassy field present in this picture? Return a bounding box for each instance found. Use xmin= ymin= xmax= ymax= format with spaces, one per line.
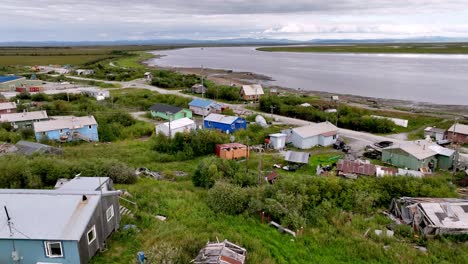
xmin=0 ymin=45 xmax=175 ymax=66
xmin=257 ymin=43 xmax=468 ymax=54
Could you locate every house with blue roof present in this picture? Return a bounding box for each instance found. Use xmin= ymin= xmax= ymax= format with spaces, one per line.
xmin=204 ymin=113 xmax=247 ymax=134
xmin=189 ymin=98 xmax=215 ymax=116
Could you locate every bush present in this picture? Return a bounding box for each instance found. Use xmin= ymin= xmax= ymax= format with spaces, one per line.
xmin=192 ymin=157 xmax=239 ymax=188
xmin=206 ymin=181 xmax=250 ymax=214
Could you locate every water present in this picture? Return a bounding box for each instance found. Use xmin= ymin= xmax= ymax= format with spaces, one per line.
xmin=146 ymin=47 xmax=468 ymax=105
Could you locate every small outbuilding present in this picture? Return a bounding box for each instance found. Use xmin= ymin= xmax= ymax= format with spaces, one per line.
xmin=215 ymin=143 xmax=249 ymax=160
xmin=144 ymin=72 xmax=153 ymax=81
xmin=155 ymin=117 xmax=196 ymax=138
xmin=149 ymin=103 xmax=192 ymax=121
xmin=447 ymin=123 xmax=468 ymax=144
xmin=79 ymin=88 xmax=110 ymax=101
xmin=193 ymin=240 xmax=246 ymax=264
xmin=424 ymin=127 xmax=446 ymax=142
xmin=189 ymin=98 xmax=215 ymax=116
xmin=191 ymin=83 xmax=207 ymax=94
xmin=282 ymin=122 xmax=338 ymax=149
xmin=337 ymin=159 xmax=376 ymax=178
xmin=269 ymin=133 xmax=287 ymax=150
xmin=204 ymin=113 xmax=246 ymax=134
xmin=284 ymin=151 xmax=310 ymax=164
xmin=240 ymin=84 xmax=264 ymax=101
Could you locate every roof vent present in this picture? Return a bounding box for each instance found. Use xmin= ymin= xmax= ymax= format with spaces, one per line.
xmin=82 ymin=195 xmax=88 ymax=202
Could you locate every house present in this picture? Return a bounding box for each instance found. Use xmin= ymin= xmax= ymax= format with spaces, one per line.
xmin=193 ymin=240 xmax=246 ymax=264
xmin=191 ymin=84 xmax=207 ymax=94
xmin=0 ymin=102 xmax=16 ymax=114
xmin=447 ymin=123 xmax=468 ymax=144
xmin=144 ymin=72 xmax=153 ymax=81
xmin=0 ymin=76 xmax=25 ymax=90
xmin=0 ymin=177 xmax=121 ymax=264
xmin=215 ymin=143 xmax=249 ymax=160
xmin=75 ymin=69 xmax=95 ymax=76
xmin=389 ymin=197 xmax=468 ymax=236
xmin=204 ymin=113 xmax=247 ymax=133
xmin=240 ymin=84 xmax=264 ymax=101
xmin=269 ymin=133 xmax=287 ymax=150
xmin=149 ymin=103 xmax=192 ymax=121
xmin=34 ymin=115 xmax=99 ymax=142
xmin=189 ymin=98 xmax=215 ymax=116
xmin=428 ymin=144 xmax=456 ymax=170
xmin=79 ymin=88 xmax=110 ymax=101
xmin=282 ymin=122 xmax=338 ymax=149
xmin=156 ymin=117 xmax=196 ymax=138
xmin=0 ymin=110 xmax=49 ymax=129
xmin=15 ymin=140 xmax=62 ymax=155
xmin=381 ymin=142 xmax=438 ymax=171
xmin=424 ymin=127 xmax=446 ymax=141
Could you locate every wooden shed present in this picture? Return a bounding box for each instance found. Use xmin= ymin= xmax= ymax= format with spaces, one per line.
xmin=215 ymin=143 xmax=250 ymax=160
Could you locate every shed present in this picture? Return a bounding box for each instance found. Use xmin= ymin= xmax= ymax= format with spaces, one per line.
xmin=428 ymin=144 xmax=456 ymax=170
xmin=240 ymin=84 xmax=264 ymax=101
xmin=156 ymin=117 xmax=196 ymax=138
xmin=189 ymin=98 xmax=215 ymax=116
xmin=79 ymin=88 xmax=110 ymax=101
xmin=0 ymin=177 xmax=121 ymax=264
xmin=424 ymin=127 xmax=446 ymax=142
xmin=191 ymin=84 xmax=207 ymax=94
xmin=269 ymin=133 xmax=287 ymax=150
xmin=216 ymin=143 xmax=249 ymax=160
xmin=282 ymin=122 xmax=338 ymax=149
xmin=34 ymin=115 xmax=99 ymax=142
xmin=390 ymin=197 xmax=468 ymax=236
xmin=204 ymin=113 xmax=246 ymax=134
xmin=144 ymin=72 xmax=153 ymax=81
xmin=284 ymin=151 xmax=310 ymax=164
xmin=193 ymin=240 xmax=246 ymax=264
xmin=0 ymin=102 xmax=16 ymax=114
xmin=0 ymin=110 xmax=49 ymax=129
xmin=381 ymin=142 xmax=438 ymax=171
xmin=149 ymin=103 xmax=192 ymax=121
xmin=338 ymin=159 xmax=376 ymax=177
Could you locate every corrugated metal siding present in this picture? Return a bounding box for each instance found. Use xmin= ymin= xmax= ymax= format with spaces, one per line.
xmin=382 ymin=148 xmax=437 ymax=170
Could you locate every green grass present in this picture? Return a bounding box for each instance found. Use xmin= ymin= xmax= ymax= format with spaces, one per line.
xmin=257 ymin=43 xmax=468 ymax=54
xmin=112 ymin=51 xmax=155 ymax=69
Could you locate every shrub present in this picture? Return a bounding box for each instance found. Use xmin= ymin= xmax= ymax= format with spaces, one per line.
xmin=206 ymin=181 xmax=250 ymax=214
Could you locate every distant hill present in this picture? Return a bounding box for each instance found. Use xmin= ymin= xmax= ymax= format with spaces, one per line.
xmin=1 ymin=36 xmax=467 ymax=47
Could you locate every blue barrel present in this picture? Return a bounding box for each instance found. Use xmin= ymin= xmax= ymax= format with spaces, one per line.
xmin=137 ymin=251 xmax=145 ymax=263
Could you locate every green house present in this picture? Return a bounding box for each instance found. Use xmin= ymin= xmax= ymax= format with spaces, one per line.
xmin=381 ymin=143 xmax=438 ymax=171
xmin=149 ymin=103 xmax=192 ymax=121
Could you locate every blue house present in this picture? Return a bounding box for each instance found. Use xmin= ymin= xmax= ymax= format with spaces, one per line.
xmin=189 ymin=98 xmax=215 ymax=116
xmin=204 ymin=113 xmax=247 ymax=134
xmin=0 ymin=177 xmax=121 ymax=264
xmin=34 ymin=116 xmax=99 ymax=142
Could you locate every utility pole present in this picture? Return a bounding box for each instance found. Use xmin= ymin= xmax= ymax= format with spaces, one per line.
xmin=270 ymin=105 xmax=276 ymax=119
xmin=451 ymin=117 xmax=460 ymax=184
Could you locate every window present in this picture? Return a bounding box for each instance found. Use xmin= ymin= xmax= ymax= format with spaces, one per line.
xmin=208 ymin=121 xmax=212 ymax=126
xmin=87 ymin=225 xmax=96 ymax=244
xmin=333 ymin=135 xmax=337 ymax=140
xmin=231 ymin=124 xmax=235 ymax=129
xmin=106 ymin=205 xmax=114 ymax=222
xmin=44 ymin=241 xmax=63 ymax=258
xmin=42 ymin=132 xmax=46 ymax=136
xmin=88 ymin=125 xmax=92 ymax=129
xmin=59 ymin=129 xmax=63 ymax=133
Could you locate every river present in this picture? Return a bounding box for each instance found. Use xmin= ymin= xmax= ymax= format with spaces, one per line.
xmin=146 ymin=47 xmax=468 ymax=105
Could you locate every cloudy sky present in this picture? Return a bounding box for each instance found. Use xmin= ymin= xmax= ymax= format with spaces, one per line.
xmin=2 ymin=0 xmax=468 ymax=42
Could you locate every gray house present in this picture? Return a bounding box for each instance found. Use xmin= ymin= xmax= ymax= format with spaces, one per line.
xmin=0 ymin=177 xmax=121 ymax=264
xmin=282 ymin=122 xmax=338 ymax=149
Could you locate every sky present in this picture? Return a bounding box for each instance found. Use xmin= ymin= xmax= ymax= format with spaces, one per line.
xmin=2 ymin=0 xmax=468 ymax=42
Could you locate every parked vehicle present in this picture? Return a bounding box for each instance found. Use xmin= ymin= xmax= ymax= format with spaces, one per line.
xmin=334 ymin=140 xmax=351 ymax=153
xmin=374 ymin=141 xmax=393 ymax=149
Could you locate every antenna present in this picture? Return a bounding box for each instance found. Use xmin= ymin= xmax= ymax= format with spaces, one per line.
xmin=4 ymin=206 xmax=13 ymax=237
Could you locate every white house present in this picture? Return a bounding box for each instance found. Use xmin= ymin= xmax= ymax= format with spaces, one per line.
xmin=269 ymin=133 xmax=287 ymax=150
xmin=79 ymin=88 xmax=110 ymax=101
xmin=156 ymin=117 xmax=196 ymax=137
xmin=282 ymin=122 xmax=338 ymax=149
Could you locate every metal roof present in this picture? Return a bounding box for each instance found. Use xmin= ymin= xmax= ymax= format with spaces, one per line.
xmin=55 ymin=176 xmax=111 ymax=191
xmin=189 ymin=98 xmax=214 ymax=108
xmin=149 ymin=103 xmax=184 ymax=114
xmin=424 ymin=127 xmax=446 ymax=134
xmin=205 ymin=113 xmax=242 ymax=125
xmin=241 ymin=84 xmax=264 ymax=96
xmin=0 ymin=190 xmax=102 ymax=240
xmin=15 ymin=140 xmax=57 ymax=156
xmin=0 ymin=75 xmax=22 ymax=83
xmin=33 ymin=115 xmax=97 ymax=133
xmin=269 ymin=133 xmax=287 ymax=138
xmin=0 ymin=110 xmax=48 ymax=123
xmin=428 ymin=144 xmax=455 ymax=157
xmin=193 ymin=240 xmax=246 ymax=264
xmin=385 ymin=142 xmax=437 ymax=160
xmin=0 ymin=102 xmax=16 ymax=111
xmin=285 ymin=151 xmax=310 ymax=164
xmin=448 ymin=123 xmax=468 ymax=136
xmin=157 ymin=117 xmax=195 ymax=130
xmin=338 ymin=159 xmax=376 ymax=176
xmin=292 ymin=122 xmax=338 ymax=139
